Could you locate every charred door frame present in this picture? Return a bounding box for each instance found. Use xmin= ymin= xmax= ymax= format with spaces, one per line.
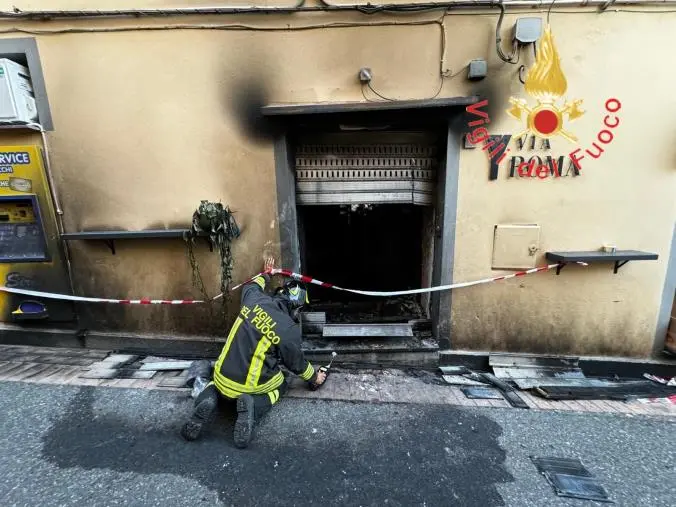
xmin=265 ymin=97 xmax=477 ymax=349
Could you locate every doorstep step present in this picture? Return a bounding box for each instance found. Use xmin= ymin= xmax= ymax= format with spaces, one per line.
xmin=322 ymin=324 xmax=413 ymax=338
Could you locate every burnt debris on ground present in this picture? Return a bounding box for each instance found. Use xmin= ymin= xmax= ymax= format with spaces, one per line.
xmin=440 ymin=353 xmax=676 ymax=404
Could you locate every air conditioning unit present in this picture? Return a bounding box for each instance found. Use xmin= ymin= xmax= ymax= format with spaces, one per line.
xmin=0 ymin=58 xmax=38 ymax=124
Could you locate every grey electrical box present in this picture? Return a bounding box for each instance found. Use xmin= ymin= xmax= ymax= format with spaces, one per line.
xmin=492 ymin=224 xmax=541 ymax=270
xmin=467 ymin=59 xmax=487 ymax=81
xmin=358 ymin=67 xmax=373 ymax=83
xmin=513 ymin=18 xmax=543 ymax=44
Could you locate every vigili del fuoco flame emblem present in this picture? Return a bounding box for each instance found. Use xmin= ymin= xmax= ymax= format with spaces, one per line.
xmin=507 ymin=24 xmax=584 ymax=142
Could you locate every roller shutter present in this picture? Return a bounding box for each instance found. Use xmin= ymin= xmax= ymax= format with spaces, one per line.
xmin=294 ymin=133 xmax=439 ymax=206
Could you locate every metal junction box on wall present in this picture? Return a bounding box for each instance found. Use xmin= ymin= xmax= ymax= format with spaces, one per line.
xmin=492 ymin=224 xmax=541 ymax=270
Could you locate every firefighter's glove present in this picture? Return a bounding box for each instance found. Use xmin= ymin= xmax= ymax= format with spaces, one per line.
xmin=309 ymin=368 xmax=328 ymax=391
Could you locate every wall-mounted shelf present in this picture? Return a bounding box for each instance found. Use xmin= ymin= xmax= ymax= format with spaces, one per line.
xmin=61 ymin=229 xmax=209 ymax=255
xmin=546 ymin=250 xmax=659 ymax=275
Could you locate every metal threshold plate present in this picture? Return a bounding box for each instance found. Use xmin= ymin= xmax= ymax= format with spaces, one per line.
xmin=322 ymin=323 xmax=413 ymax=338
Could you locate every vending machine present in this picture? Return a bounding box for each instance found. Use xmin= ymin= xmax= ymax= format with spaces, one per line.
xmin=0 ymin=145 xmax=75 ymax=324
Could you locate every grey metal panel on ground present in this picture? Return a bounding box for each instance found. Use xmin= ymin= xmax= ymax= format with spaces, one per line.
xmin=491 ymin=366 xmax=585 ymax=380
xmin=489 ymin=353 xmax=580 ymax=368
xmin=511 ymin=378 xmax=639 ymax=390
xmin=442 ymin=375 xmax=487 ymax=386
xmin=532 ymin=457 xmax=611 ymax=502
xmin=139 ymin=361 xmax=193 ymax=371
xmin=79 ymin=369 xmax=156 ymax=380
xmin=490 ymin=353 xmax=586 ymax=388
xmin=461 ymin=386 xmax=504 ymax=400
xmin=158 ymin=372 xmax=190 ymax=387
xmin=322 ymin=324 xmax=414 ymax=338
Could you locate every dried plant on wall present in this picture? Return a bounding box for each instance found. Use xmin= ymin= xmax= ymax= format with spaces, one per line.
xmin=184 ymin=200 xmax=241 ymax=324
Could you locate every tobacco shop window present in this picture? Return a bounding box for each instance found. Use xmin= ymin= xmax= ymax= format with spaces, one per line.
xmin=0 ymin=38 xmax=53 ymax=130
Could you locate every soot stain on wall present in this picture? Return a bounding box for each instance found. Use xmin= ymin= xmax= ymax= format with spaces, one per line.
xmin=68 ymin=239 xmax=240 ymax=336
xmin=453 ymin=298 xmax=652 ymax=356
xmin=223 ymin=58 xmax=281 ymax=144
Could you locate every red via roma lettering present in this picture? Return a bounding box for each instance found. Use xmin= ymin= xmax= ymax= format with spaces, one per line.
xmin=465 ymin=100 xmax=512 ymax=169
xmin=516 ymin=159 xmax=560 ymax=179
xmin=568 ymin=98 xmax=621 ymax=171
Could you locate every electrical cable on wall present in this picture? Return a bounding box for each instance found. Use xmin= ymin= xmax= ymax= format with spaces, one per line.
xmin=359 ymin=13 xmax=458 ymax=102
xmin=495 ymin=1 xmax=521 ymax=64
xmin=362 ymin=82 xmax=395 ymax=101
xmin=518 ymin=31 xmax=539 ymax=83
xmin=361 ymin=76 xmax=444 ymax=102
xmin=518 ymin=65 xmax=526 ymax=84
xmin=0 ymin=1 xmax=673 ymax=20
xmin=25 ymin=123 xmax=61 ymax=217
xmin=0 ymin=7 xmax=672 ymax=39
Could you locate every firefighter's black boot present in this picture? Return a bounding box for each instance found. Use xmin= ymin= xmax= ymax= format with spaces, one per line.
xmin=181 ymin=384 xmax=217 ymax=441
xmin=234 ymin=394 xmax=256 ymax=449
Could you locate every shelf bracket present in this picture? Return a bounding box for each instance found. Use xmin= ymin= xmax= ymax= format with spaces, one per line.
xmin=613 ymin=260 xmax=629 ymax=274
xmin=556 ymin=262 xmax=567 ymax=275
xmin=103 ymin=239 xmax=116 ymax=255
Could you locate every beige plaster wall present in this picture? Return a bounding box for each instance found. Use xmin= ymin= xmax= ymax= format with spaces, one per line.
xmin=0 ymin=3 xmax=673 ymax=352
xmin=452 ymin=12 xmax=676 ymax=357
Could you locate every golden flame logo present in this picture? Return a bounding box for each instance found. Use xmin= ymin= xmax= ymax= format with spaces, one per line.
xmin=507 ymin=25 xmax=584 ymax=142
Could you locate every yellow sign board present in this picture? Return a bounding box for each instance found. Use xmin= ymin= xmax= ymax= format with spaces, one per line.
xmin=0 ymin=145 xmax=73 ymax=323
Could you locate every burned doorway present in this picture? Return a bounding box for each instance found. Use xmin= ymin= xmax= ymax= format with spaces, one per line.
xmin=268 ymin=97 xmax=474 ymax=347
xmin=293 ymin=131 xmax=441 ymax=330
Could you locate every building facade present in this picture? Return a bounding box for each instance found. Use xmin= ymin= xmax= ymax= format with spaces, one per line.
xmin=0 ymin=0 xmax=674 ymax=358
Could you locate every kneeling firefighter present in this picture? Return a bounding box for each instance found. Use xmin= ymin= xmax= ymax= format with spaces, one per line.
xmin=181 ymin=258 xmax=327 ymax=448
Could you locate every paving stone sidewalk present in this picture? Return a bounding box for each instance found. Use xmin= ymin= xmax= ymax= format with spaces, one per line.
xmin=0 ymin=344 xmax=673 ymax=417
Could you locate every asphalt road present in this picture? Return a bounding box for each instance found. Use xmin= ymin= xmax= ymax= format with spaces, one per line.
xmin=0 ymin=381 xmax=673 ymax=507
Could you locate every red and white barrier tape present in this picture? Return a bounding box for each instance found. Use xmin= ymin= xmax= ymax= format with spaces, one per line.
xmin=0 ymin=286 xmax=202 ymax=304
xmin=263 ymin=263 xmax=588 ymax=297
xmin=227 ymin=261 xmax=589 ymax=298
xmin=0 ymin=262 xmax=587 ymax=303
xmin=636 ymin=394 xmax=676 ymax=405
